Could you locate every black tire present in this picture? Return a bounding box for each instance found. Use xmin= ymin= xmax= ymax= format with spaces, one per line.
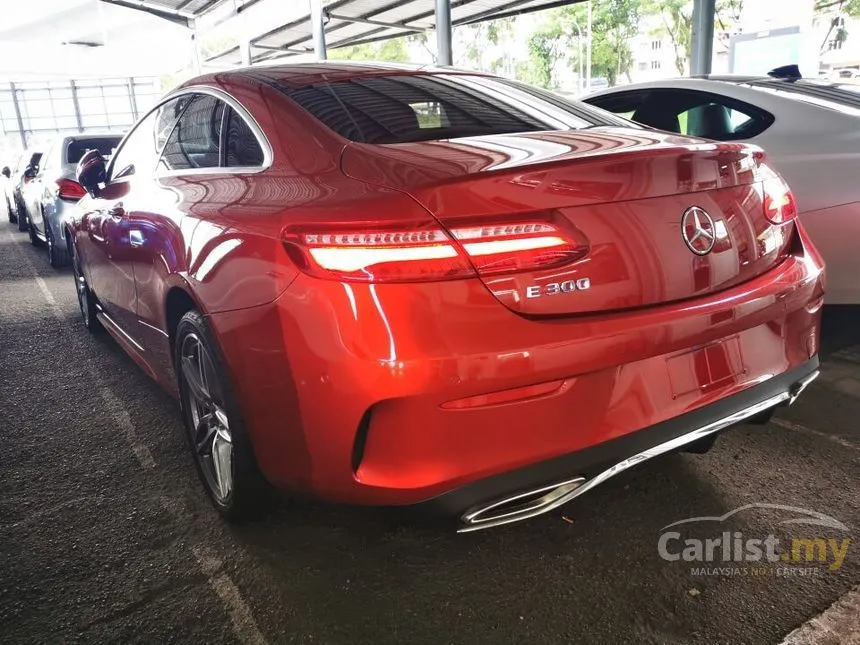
xmin=16 ymin=202 xmax=28 ymax=231
xmin=46 ymin=220 xmax=69 ymax=267
xmin=28 ymin=216 xmax=41 ymax=246
xmin=71 ymin=243 xmax=101 ymax=333
xmin=175 ymin=309 xmax=271 ymax=521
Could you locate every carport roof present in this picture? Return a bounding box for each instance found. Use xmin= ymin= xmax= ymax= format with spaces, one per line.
xmin=207 ymin=0 xmax=582 ymax=66
xmin=101 ymin=0 xmax=225 ymax=21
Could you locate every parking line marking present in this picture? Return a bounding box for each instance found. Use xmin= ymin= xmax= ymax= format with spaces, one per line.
xmin=780 ymin=585 xmax=860 ymax=645
xmin=771 ymin=417 xmax=860 ymax=452
xmin=8 ymin=228 xmax=268 ymax=643
xmin=193 ymin=545 xmax=269 ymax=645
xmin=99 ymin=387 xmax=157 ymax=469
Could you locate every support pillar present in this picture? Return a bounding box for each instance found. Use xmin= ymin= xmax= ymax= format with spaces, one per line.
xmin=690 ymin=0 xmax=716 ymax=75
xmin=310 ymin=0 xmax=327 ymax=60
xmin=435 ymin=0 xmax=452 ymax=66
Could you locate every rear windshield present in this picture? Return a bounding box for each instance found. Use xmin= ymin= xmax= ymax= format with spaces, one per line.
xmin=67 ymin=137 xmax=122 ymax=164
xmin=277 ymin=73 xmax=629 ymax=144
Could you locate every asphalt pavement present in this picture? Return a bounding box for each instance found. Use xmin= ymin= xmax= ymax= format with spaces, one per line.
xmin=1 ymin=217 xmax=859 ymax=645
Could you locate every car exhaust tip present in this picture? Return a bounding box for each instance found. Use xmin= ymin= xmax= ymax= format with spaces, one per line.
xmin=458 ymin=477 xmax=587 ymax=534
xmin=787 ymin=370 xmax=819 ymax=405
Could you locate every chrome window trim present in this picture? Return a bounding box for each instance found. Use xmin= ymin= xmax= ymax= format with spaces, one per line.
xmin=107 ymin=85 xmax=272 ymax=183
xmin=156 ymin=85 xmax=273 ymax=177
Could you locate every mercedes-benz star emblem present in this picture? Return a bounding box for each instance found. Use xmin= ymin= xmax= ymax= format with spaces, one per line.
xmin=681 ymin=206 xmax=716 ymax=256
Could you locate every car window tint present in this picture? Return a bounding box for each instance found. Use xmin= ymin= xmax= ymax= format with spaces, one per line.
xmin=156 ymin=94 xmax=194 ymax=150
xmin=67 ymin=137 xmax=122 ymax=164
xmin=679 ymin=102 xmax=758 ymax=139
xmin=223 ymin=106 xmax=264 ymax=167
xmin=279 ymin=73 xmax=608 ymax=144
xmin=160 ymin=94 xmax=225 ymax=171
xmin=111 ymin=96 xmax=187 ymax=181
xmin=592 ymin=89 xmax=773 ymax=141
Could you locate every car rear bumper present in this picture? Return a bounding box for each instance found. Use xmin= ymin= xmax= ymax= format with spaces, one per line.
xmin=208 ymin=225 xmax=825 ymax=510
xmin=423 ymin=357 xmax=819 ymax=531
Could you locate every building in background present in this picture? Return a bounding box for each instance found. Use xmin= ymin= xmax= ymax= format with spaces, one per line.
xmin=629 ymin=13 xmax=685 ymax=83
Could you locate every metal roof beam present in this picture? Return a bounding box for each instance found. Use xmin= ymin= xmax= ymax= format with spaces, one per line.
xmin=458 ymin=0 xmax=581 ymax=26
xmin=100 ymin=0 xmax=193 ymax=26
xmin=326 ymin=12 xmax=433 ymax=32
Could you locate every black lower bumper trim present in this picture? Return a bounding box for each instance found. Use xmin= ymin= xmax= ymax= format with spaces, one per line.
xmin=415 ymin=357 xmax=819 ymax=525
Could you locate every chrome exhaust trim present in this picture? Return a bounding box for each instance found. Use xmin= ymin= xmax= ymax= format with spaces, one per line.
xmin=787 ymin=370 xmax=819 ymax=405
xmin=458 ymin=371 xmax=820 ymax=533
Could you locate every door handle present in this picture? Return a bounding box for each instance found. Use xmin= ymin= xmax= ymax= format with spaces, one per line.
xmin=108 ymin=202 xmax=125 ymax=220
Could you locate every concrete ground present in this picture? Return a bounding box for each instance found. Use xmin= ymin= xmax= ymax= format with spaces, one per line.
xmin=1 ymin=218 xmax=859 ymax=645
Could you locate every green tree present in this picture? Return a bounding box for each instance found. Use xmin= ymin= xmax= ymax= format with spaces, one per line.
xmin=329 ymin=36 xmax=412 ymax=62
xmin=456 ymin=17 xmax=516 ymax=72
xmin=643 ymin=0 xmax=746 ymax=75
xmin=526 ymin=0 xmax=642 ymax=89
xmin=815 ymin=0 xmax=860 ymax=52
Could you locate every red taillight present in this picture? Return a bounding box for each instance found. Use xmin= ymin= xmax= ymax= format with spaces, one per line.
xmin=56 ymin=178 xmax=86 ymax=200
xmin=448 ymin=219 xmax=586 ymax=277
xmin=763 ymin=176 xmax=797 ymax=225
xmin=283 ymin=215 xmax=588 ymax=283
xmin=282 ymin=223 xmax=474 ymax=282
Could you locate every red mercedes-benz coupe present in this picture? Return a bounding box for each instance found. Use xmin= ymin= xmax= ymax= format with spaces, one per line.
xmin=67 ymin=63 xmax=824 ymax=531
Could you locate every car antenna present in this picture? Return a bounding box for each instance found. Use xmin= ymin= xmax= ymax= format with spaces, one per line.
xmin=768 ymin=64 xmax=802 ymax=82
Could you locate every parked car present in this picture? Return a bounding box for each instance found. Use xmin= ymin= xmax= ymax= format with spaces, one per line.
xmin=584 ymin=75 xmax=860 ymax=304
xmin=23 ymin=134 xmax=122 ymax=266
xmin=67 ymin=63 xmax=823 ymax=530
xmin=10 ymin=149 xmax=43 ymax=231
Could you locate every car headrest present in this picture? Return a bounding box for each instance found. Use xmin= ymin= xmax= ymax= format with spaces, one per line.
xmin=632 ymin=106 xmax=680 ymax=134
xmin=696 ymin=104 xmax=733 ymax=140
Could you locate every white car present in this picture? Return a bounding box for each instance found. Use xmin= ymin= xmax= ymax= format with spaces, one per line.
xmin=585 ymin=75 xmax=860 ymax=304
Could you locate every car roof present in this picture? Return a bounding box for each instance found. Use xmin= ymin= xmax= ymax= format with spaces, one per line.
xmin=186 ymin=60 xmax=487 ymax=91
xmin=589 ymin=74 xmax=860 ymax=93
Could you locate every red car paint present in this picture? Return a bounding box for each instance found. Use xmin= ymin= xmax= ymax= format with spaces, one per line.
xmin=67 ymin=64 xmax=824 ymax=510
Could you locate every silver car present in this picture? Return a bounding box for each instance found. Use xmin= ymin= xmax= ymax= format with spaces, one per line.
xmin=584 ymin=75 xmax=860 ymax=304
xmin=24 ymin=134 xmax=122 ymax=266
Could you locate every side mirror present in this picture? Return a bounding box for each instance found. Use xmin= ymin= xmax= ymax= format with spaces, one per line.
xmin=76 ymin=149 xmax=106 ymax=197
xmin=1 ymin=166 xmax=9 ymax=178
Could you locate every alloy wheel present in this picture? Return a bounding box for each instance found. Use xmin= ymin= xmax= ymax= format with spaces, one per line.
xmin=180 ymin=332 xmax=233 ymax=503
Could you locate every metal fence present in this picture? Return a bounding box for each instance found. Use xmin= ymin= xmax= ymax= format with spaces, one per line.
xmin=0 ymin=77 xmax=160 ymax=163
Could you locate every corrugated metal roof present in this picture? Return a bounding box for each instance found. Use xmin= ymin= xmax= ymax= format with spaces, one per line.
xmin=208 ymin=0 xmax=581 ymax=66
xmin=102 ymin=0 xmax=223 ymax=19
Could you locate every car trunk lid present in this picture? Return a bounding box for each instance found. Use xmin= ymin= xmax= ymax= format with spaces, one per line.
xmin=340 ymin=128 xmax=793 ymax=316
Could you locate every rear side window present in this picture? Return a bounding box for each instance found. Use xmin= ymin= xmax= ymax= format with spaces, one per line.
xmin=588 ymin=88 xmax=774 ymax=140
xmin=281 ymin=74 xmax=605 ymax=144
xmin=223 ymin=106 xmax=264 ymax=167
xmin=67 ymin=137 xmax=121 ymax=164
xmin=161 ymin=94 xmax=225 ymax=171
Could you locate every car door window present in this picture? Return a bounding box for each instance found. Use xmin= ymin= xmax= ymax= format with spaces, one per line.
xmin=222 ymin=106 xmax=264 ymax=167
xmin=160 ymin=94 xmax=225 ymax=171
xmin=111 ymin=96 xmax=190 ymax=181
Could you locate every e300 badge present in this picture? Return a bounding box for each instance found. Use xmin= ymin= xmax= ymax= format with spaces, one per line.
xmin=525 ymin=278 xmax=592 ymax=299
